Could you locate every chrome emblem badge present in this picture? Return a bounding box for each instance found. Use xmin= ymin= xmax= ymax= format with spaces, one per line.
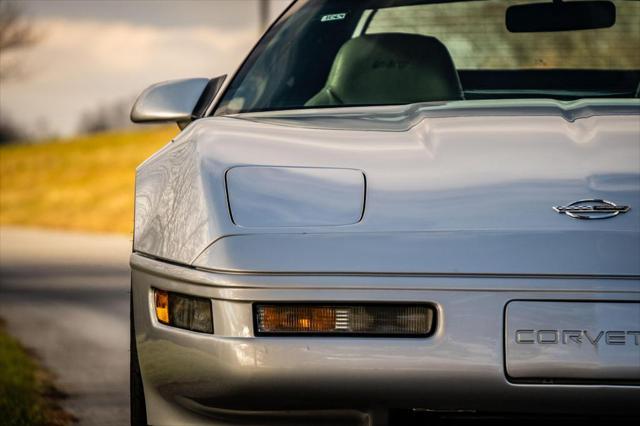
xmin=553 ymin=199 xmax=630 ymax=220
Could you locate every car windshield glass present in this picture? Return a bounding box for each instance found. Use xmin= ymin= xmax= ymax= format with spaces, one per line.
xmin=215 ymin=0 xmax=640 ymax=115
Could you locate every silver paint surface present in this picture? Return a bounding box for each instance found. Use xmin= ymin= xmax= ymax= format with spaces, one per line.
xmin=134 ymin=100 xmax=640 ymax=271
xmin=226 ymin=166 xmax=365 ymax=227
xmin=130 ymin=78 xmax=208 ymax=123
xmin=131 ymin=254 xmax=640 ymax=425
xmin=237 ymin=98 xmax=640 ymax=131
xmin=192 ymin=231 xmax=640 ymax=276
xmin=131 ymin=99 xmax=640 ymax=424
xmin=505 ymin=301 xmax=640 ymax=380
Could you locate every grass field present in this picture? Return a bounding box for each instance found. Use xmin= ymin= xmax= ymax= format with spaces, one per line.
xmin=0 ymin=323 xmax=73 ymax=426
xmin=0 ymin=126 xmax=176 ymax=234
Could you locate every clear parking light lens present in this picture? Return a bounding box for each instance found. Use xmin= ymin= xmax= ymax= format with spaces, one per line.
xmin=154 ymin=289 xmax=213 ymax=334
xmin=255 ymin=304 xmax=434 ymax=336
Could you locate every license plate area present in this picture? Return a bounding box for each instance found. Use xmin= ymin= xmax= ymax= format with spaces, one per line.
xmin=505 ymin=301 xmax=640 ymax=384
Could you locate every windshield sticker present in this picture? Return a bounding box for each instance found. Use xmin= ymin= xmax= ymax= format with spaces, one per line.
xmin=321 ymin=13 xmax=346 ymax=22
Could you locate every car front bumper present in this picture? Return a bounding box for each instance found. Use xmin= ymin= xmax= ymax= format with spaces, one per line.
xmin=131 ymin=253 xmax=640 ymax=426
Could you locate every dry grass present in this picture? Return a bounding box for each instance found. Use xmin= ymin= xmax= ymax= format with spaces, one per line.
xmin=0 ymin=126 xmax=176 ymax=235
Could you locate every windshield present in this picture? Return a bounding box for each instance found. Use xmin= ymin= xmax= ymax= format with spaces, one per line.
xmin=215 ymin=0 xmax=640 ymax=115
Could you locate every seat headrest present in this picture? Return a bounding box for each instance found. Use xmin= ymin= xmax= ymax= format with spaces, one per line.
xmin=307 ymin=33 xmax=463 ymax=107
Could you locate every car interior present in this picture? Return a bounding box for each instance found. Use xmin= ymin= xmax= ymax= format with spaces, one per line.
xmin=305 ymin=33 xmax=464 ymax=106
xmin=215 ymin=0 xmax=640 ymax=115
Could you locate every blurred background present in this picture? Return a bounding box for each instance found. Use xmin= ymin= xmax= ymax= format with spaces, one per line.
xmin=0 ymin=1 xmax=289 ymax=425
xmin=1 ymin=0 xmax=289 ymax=233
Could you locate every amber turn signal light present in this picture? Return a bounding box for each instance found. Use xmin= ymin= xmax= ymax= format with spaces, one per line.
xmin=155 ymin=290 xmax=169 ymax=324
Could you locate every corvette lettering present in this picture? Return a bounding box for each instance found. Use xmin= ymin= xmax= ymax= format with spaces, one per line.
xmin=515 ymin=329 xmax=640 ymax=345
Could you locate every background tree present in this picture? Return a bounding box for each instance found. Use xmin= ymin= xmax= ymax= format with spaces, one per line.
xmin=0 ymin=0 xmax=39 ymax=81
xmin=0 ymin=0 xmax=40 ymax=143
xmin=77 ymin=97 xmax=136 ymax=135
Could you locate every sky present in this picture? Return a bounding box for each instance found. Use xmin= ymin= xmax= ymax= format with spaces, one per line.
xmin=0 ymin=0 xmax=291 ymax=138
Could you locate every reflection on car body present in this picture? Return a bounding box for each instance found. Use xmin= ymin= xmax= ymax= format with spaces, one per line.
xmin=129 ymin=0 xmax=640 ymax=424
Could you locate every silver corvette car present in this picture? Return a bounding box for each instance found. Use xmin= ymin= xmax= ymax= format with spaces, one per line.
xmin=129 ymin=0 xmax=640 ymax=424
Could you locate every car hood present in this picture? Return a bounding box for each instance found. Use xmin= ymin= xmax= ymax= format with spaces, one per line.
xmin=134 ymin=100 xmax=640 ymax=277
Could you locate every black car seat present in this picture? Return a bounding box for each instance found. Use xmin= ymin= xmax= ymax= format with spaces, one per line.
xmin=306 ymin=33 xmax=463 ymax=107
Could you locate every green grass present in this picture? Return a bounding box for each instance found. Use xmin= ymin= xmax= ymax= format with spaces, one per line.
xmin=0 ymin=324 xmax=74 ymax=425
xmin=0 ymin=327 xmax=46 ymax=425
xmin=0 ymin=126 xmax=176 ymax=234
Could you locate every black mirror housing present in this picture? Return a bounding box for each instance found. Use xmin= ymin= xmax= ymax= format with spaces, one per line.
xmin=192 ymin=75 xmax=227 ymax=119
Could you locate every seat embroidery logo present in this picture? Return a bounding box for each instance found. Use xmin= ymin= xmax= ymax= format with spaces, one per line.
xmin=553 ymin=199 xmax=630 ymax=220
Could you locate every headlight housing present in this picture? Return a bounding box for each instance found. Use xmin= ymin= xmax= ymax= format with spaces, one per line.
xmin=154 ymin=289 xmax=213 ymax=334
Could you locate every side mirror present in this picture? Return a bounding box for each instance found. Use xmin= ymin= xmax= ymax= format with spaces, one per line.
xmin=130 ymin=75 xmax=226 ymax=129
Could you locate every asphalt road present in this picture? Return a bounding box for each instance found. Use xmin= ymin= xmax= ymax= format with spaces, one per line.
xmin=0 ymin=227 xmax=132 ymax=426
